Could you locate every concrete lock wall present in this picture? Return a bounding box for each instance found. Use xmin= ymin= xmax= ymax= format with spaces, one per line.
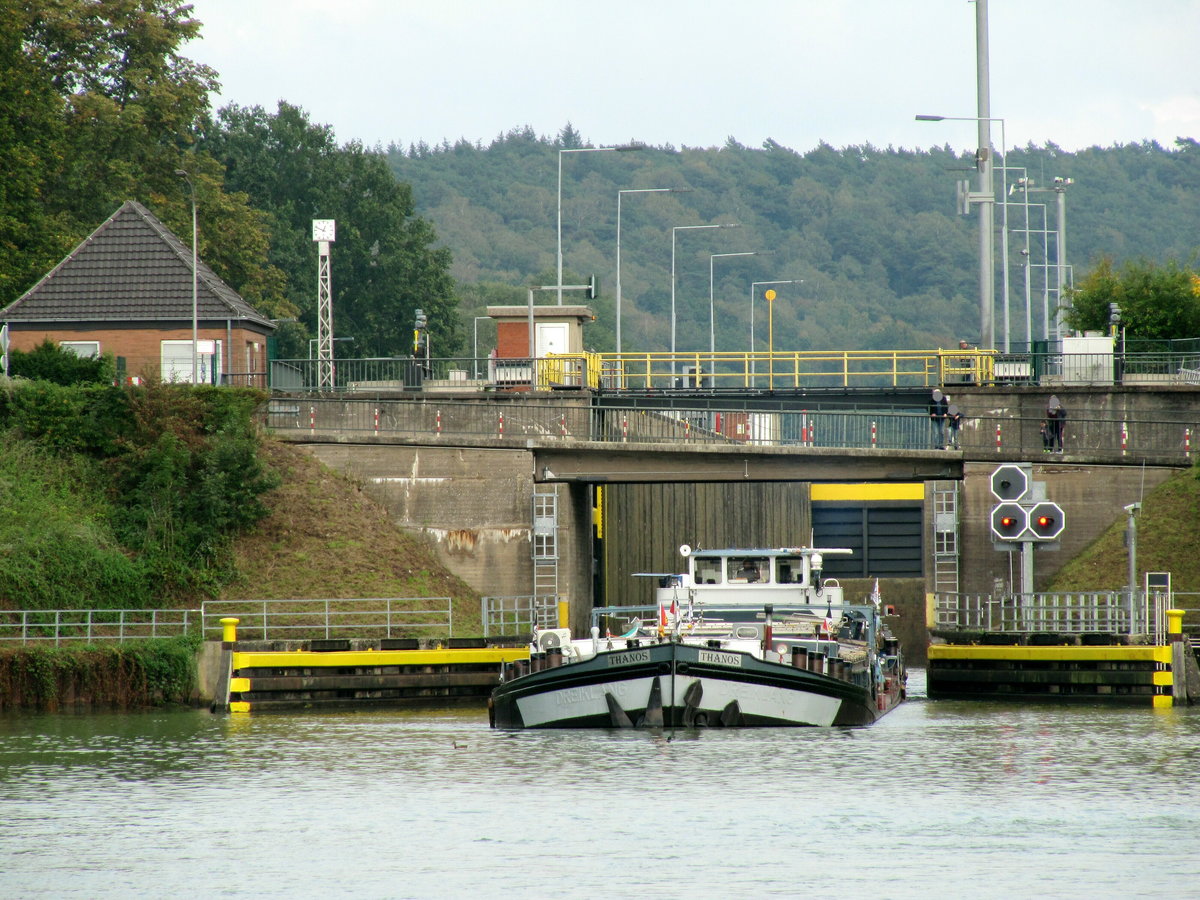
xmin=296 ymin=443 xmax=592 ymax=615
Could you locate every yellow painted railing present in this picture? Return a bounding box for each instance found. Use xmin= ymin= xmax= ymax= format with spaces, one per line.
xmin=591 ymin=349 xmax=997 ymax=389
xmin=537 ymin=352 xmax=603 ymax=389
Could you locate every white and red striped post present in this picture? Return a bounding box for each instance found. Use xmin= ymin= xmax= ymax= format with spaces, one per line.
xmin=560 ymin=413 xmax=566 ymax=438
xmin=871 ymin=420 xmax=877 ymax=449
xmin=801 ymin=411 xmax=809 ymax=445
xmin=622 ymin=414 xmax=629 ymax=443
xmin=436 ymin=409 xmax=442 ymax=435
xmin=1186 ymin=427 xmax=1192 ymax=459
xmin=995 ymin=422 xmax=1001 ymax=452
xmin=1121 ymin=421 xmax=1128 ymax=456
xmin=373 ymin=407 xmax=380 ymax=436
xmin=309 ymin=406 xmax=315 ymax=434
xmin=498 ymin=412 xmax=504 ymax=438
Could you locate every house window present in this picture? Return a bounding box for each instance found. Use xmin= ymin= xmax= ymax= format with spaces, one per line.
xmin=161 ymin=340 xmax=222 ymax=385
xmin=60 ymin=341 xmax=100 ymax=358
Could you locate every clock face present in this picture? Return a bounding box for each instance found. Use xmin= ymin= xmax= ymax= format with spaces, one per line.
xmin=312 ymin=219 xmax=336 ymax=242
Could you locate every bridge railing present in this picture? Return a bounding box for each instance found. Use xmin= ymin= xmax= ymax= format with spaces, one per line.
xmin=271 ymin=396 xmax=1199 ymax=462
xmin=266 ymin=349 xmax=1200 ymax=392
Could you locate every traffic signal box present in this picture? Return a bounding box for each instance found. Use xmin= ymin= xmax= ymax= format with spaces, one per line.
xmin=988 ymin=464 xmax=1065 ymax=548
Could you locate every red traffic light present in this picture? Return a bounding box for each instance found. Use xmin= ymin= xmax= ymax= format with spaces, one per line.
xmin=1027 ymin=501 xmax=1065 ymax=540
xmin=990 ymin=503 xmax=1027 ymax=541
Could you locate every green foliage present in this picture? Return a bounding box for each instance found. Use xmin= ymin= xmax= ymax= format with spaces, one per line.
xmin=201 ymin=101 xmax=460 ymax=358
xmin=0 ymin=437 xmax=151 ymax=609
xmin=388 ymin=130 xmax=1200 ymax=351
xmin=0 ymin=381 xmax=279 ymax=606
xmin=0 ymin=634 xmax=201 ymax=710
xmin=1064 ymin=255 xmax=1200 ymax=341
xmin=7 ymin=337 xmax=116 ymax=385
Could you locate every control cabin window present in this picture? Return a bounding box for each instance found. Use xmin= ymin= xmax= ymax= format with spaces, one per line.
xmin=728 ymin=557 xmax=768 ymax=583
xmin=775 ymin=556 xmax=803 ymax=584
xmin=694 ymin=558 xmax=722 ymax=585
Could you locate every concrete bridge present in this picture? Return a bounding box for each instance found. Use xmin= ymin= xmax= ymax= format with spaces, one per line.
xmin=268 ymin=385 xmax=1195 ymax=650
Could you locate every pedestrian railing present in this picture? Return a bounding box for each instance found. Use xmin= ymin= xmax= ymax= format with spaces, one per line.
xmin=0 ymin=608 xmax=200 ymax=645
xmin=934 ymin=591 xmax=1170 ymax=637
xmin=199 ymin=598 xmax=454 ymax=641
xmin=271 ymin=396 xmax=1199 ymax=463
xmin=481 ymin=595 xmax=558 ymax=637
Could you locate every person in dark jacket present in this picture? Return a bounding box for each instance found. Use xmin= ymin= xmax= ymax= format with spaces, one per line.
xmin=946 ymin=401 xmax=962 ymax=449
xmin=1046 ymin=396 xmax=1066 ymax=452
xmin=930 ymin=389 xmax=948 ymax=448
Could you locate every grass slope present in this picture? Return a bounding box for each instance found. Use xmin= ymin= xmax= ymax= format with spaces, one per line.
xmin=1050 ymin=467 xmax=1200 ymax=593
xmin=221 ymin=440 xmax=482 ymax=631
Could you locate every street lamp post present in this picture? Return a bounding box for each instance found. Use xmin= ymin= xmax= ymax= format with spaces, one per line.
xmin=750 ymin=280 xmax=802 ymax=383
xmin=916 ymin=113 xmax=1008 ymax=351
xmin=671 ymin=223 xmax=738 ymax=363
xmin=616 ymin=187 xmax=689 ymax=353
xmin=473 ymin=316 xmax=491 ymax=379
xmin=175 ymin=169 xmax=198 ymax=383
xmin=708 ymin=252 xmax=761 ymax=355
xmin=557 ymin=143 xmax=643 ymax=305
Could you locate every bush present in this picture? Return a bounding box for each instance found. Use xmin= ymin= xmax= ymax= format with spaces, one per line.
xmin=7 ymin=338 xmax=116 ymax=385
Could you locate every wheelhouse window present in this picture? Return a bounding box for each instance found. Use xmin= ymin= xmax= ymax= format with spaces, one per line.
xmin=775 ymin=556 xmax=803 ymax=584
xmin=728 ymin=557 xmax=768 ymax=583
xmin=694 ymin=557 xmax=722 ymax=585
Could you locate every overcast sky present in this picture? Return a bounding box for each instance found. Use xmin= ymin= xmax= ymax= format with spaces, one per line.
xmin=186 ymin=0 xmax=1200 ymax=155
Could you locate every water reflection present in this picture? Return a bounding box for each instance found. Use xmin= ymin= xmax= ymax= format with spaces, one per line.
xmin=1 ymin=676 xmax=1198 ymax=899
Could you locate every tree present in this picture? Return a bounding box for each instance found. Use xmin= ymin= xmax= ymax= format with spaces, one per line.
xmin=204 ymin=102 xmax=460 ymax=358
xmin=1065 ymin=256 xmax=1200 ymax=342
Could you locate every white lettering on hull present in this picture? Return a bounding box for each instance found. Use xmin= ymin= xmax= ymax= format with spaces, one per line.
xmin=606 ymin=650 xmax=651 ymax=667
xmin=697 ymin=649 xmax=743 ymax=668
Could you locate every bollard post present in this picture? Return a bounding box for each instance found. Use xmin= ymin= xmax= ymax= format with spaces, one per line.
xmin=220 ymin=617 xmax=239 ymax=646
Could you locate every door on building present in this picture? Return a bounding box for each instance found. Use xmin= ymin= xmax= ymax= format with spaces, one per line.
xmin=535 ymin=323 xmax=569 ymax=357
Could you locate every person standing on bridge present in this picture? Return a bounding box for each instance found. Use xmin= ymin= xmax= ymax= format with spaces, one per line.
xmin=946 ymin=400 xmax=962 ymax=450
xmin=930 ymin=389 xmax=948 ymax=449
xmin=1046 ymin=395 xmax=1066 ymax=453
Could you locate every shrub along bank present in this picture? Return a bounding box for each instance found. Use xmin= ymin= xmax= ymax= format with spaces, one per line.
xmin=0 ymin=375 xmax=279 ymax=608
xmin=0 ymin=635 xmax=201 ymax=711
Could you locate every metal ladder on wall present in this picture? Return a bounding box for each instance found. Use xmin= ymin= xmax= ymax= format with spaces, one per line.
xmin=932 ymin=480 xmax=960 ymax=595
xmin=532 ymin=489 xmax=559 ymax=613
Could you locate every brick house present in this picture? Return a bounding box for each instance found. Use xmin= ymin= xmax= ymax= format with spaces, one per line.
xmin=0 ymin=200 xmax=275 ymax=385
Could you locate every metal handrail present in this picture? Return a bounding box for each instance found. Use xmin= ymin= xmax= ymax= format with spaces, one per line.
xmin=200 ymin=598 xmax=454 ymax=640
xmin=933 ymin=591 xmax=1173 ymax=637
xmin=0 ymin=609 xmax=199 ymax=645
xmin=270 ymin=396 xmax=1199 ymax=463
xmin=481 ymin=595 xmax=558 ymax=637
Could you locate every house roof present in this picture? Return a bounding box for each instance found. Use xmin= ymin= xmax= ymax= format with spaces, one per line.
xmin=0 ymin=200 xmax=275 ymax=331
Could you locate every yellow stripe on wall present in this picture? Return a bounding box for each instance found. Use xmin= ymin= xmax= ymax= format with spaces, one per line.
xmin=810 ymin=483 xmax=925 ymax=502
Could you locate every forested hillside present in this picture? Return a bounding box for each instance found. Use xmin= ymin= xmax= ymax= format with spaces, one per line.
xmin=387 ymin=129 xmax=1200 ymax=353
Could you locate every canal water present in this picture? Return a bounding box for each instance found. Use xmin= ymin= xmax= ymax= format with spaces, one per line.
xmin=2 ymin=671 xmax=1198 ymax=899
